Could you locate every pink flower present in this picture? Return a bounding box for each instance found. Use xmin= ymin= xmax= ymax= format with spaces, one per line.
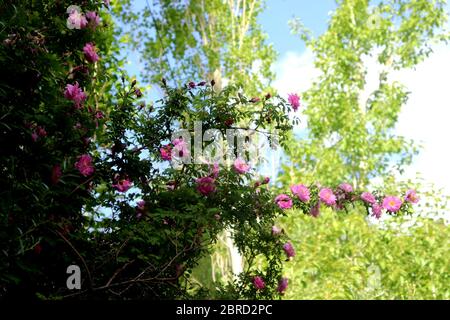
xmin=160 ymin=145 xmax=172 ymax=161
xmin=51 ymin=164 xmax=62 ymax=184
xmin=253 ymin=276 xmax=265 ymax=290
xmin=319 ymin=188 xmax=336 ymax=206
xmin=83 ymin=43 xmax=99 ymax=63
xmin=67 ymin=9 xmax=87 ymax=29
xmin=233 ymin=158 xmax=250 ymax=174
xmin=113 ymin=179 xmax=133 ymax=193
xmin=310 ymin=202 xmax=320 ymax=217
xmin=339 ymin=183 xmax=353 ymax=193
xmin=64 ymin=82 xmax=87 ymax=107
xmin=283 ymin=242 xmax=296 ymax=259
xmin=405 ymin=189 xmax=419 ymax=204
xmin=272 ymin=225 xmax=282 ymax=236
xmin=372 ymin=203 xmax=383 ymax=219
xmin=361 ymin=192 xmax=376 ymax=204
xmin=86 ymin=11 xmax=100 ymax=28
xmin=277 ymin=278 xmax=289 ymax=294
xmin=249 ymin=97 xmax=260 ymax=103
xmin=172 ymin=138 xmax=190 ymax=158
xmin=196 ymin=176 xmax=216 ymax=196
xmin=74 ymin=154 xmax=94 ymax=177
xmin=288 ymin=93 xmax=301 ymax=111
xmin=275 ymin=194 xmax=293 ymax=210
xmin=382 ymin=196 xmax=402 ymax=213
xmin=262 ymin=177 xmax=270 ymax=184
xmin=290 ymin=184 xmax=311 ymax=202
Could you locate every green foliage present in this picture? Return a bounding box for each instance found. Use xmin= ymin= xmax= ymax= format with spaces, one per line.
xmin=113 ymin=0 xmax=277 ymax=95
xmin=280 ymin=210 xmax=450 ymax=299
xmin=281 ymin=0 xmax=449 ymax=188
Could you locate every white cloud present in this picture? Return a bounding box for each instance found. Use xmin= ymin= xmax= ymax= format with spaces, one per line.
xmin=273 ymin=45 xmax=450 ymax=198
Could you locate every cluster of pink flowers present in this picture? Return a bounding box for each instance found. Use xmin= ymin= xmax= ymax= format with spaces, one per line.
xmin=64 ymin=82 xmax=87 ymax=108
xmin=405 ymin=189 xmax=419 ymax=204
xmin=74 ymin=154 xmax=94 ymax=177
xmin=196 ymin=176 xmax=216 ymax=196
xmin=276 ymin=183 xmax=420 ymax=219
xmin=339 ymin=183 xmax=353 ymax=193
xmin=290 ymin=184 xmax=310 ymax=202
xmin=173 ymin=138 xmax=190 ymax=158
xmin=233 ymin=158 xmax=250 ymax=174
xmin=66 ymin=6 xmax=100 ymax=30
xmin=160 ymin=138 xmax=190 ymax=161
xmin=275 ymin=194 xmax=293 ymax=209
xmin=382 ymin=196 xmax=402 ymax=213
xmin=83 ymin=43 xmax=100 ymax=63
xmin=319 ymin=188 xmax=337 ymax=206
xmin=113 ymin=178 xmax=133 ymax=193
xmin=288 ymin=93 xmax=301 ymax=111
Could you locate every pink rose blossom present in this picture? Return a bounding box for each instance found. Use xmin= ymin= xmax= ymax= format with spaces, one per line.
xmin=74 ymin=154 xmax=94 ymax=177
xmin=372 ymin=203 xmax=383 ymax=219
xmin=160 ymin=145 xmax=172 ymax=161
xmin=339 ymin=183 xmax=353 ymax=193
xmin=405 ymin=189 xmax=419 ymax=204
xmin=86 ymin=11 xmax=100 ymax=28
xmin=272 ymin=225 xmax=282 ymax=236
xmin=172 ymin=138 xmax=190 ymax=158
xmin=64 ymin=82 xmax=87 ymax=107
xmin=319 ymin=188 xmax=336 ymax=206
xmin=67 ymin=9 xmax=87 ymax=29
xmin=262 ymin=177 xmax=270 ymax=184
xmin=233 ymin=158 xmax=250 ymax=174
xmin=275 ymin=194 xmax=293 ymax=210
xmin=382 ymin=196 xmax=402 ymax=213
xmin=83 ymin=43 xmax=99 ymax=63
xmin=277 ymin=278 xmax=289 ymax=294
xmin=290 ymin=184 xmax=311 ymax=202
xmin=283 ymin=242 xmax=296 ymax=259
xmin=361 ymin=192 xmax=376 ymax=204
xmin=288 ymin=93 xmax=301 ymax=111
xmin=113 ymin=179 xmax=133 ymax=193
xmin=253 ymin=276 xmax=265 ymax=290
xmin=196 ymin=176 xmax=216 ymax=196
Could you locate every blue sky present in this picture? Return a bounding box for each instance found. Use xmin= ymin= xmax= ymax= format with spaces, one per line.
xmin=259 ymin=0 xmax=335 ymax=54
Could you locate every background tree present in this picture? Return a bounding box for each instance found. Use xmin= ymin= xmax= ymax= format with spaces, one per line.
xmin=279 ymin=0 xmax=449 ymax=189
xmin=113 ymin=0 xmax=276 ymax=95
